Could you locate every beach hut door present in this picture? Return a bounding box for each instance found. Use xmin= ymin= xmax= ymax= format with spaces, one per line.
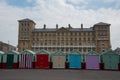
xmin=7 ymin=54 xmax=14 ymax=68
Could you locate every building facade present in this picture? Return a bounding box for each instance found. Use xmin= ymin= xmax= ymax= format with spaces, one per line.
xmin=18 ymin=18 xmax=111 ymax=53
xmin=0 ymin=41 xmax=16 ymax=52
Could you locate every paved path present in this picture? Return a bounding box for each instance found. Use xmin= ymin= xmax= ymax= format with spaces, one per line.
xmin=0 ymin=69 xmax=120 ymax=80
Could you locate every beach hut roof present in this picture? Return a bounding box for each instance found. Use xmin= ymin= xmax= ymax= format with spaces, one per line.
xmin=0 ymin=51 xmax=4 ymax=54
xmin=86 ymin=51 xmax=99 ymax=55
xmin=52 ymin=51 xmax=66 ymax=55
xmin=21 ymin=49 xmax=35 ymax=54
xmin=5 ymin=50 xmax=19 ymax=55
xmin=36 ymin=49 xmax=50 ymax=54
xmin=70 ymin=49 xmax=81 ymax=54
xmin=101 ymin=50 xmax=118 ymax=55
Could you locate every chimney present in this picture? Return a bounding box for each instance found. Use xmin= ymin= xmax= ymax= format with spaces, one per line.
xmin=81 ymin=24 xmax=83 ymax=29
xmin=68 ymin=24 xmax=71 ymax=28
xmin=56 ymin=24 xmax=58 ymax=29
xmin=43 ymin=24 xmax=46 ymax=29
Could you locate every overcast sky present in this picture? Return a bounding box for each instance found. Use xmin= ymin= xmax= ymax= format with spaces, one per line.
xmin=0 ymin=0 xmax=120 ymax=50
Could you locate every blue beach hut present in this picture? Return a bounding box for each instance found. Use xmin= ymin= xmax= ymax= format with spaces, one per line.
xmin=68 ymin=50 xmax=82 ymax=69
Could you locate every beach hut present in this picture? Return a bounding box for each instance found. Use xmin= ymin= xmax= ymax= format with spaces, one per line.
xmin=118 ymin=54 xmax=120 ymax=70
xmin=101 ymin=50 xmax=119 ymax=70
xmin=0 ymin=51 xmax=4 ymax=68
xmin=85 ymin=51 xmax=100 ymax=69
xmin=51 ymin=51 xmax=66 ymax=68
xmin=2 ymin=50 xmax=19 ymax=69
xmin=19 ymin=50 xmax=35 ymax=69
xmin=68 ymin=50 xmax=82 ymax=69
xmin=35 ymin=49 xmax=50 ymax=69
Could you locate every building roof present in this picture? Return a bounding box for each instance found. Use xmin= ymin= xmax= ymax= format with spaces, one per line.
xmin=86 ymin=51 xmax=99 ymax=55
xmin=33 ymin=27 xmax=93 ymax=32
xmin=21 ymin=49 xmax=35 ymax=54
xmin=0 ymin=51 xmax=4 ymax=54
xmin=36 ymin=49 xmax=50 ymax=54
xmin=69 ymin=49 xmax=81 ymax=54
xmin=52 ymin=51 xmax=66 ymax=56
xmin=32 ymin=22 xmax=110 ymax=32
xmin=18 ymin=18 xmax=36 ymax=24
xmin=94 ymin=22 xmax=110 ymax=26
xmin=5 ymin=50 xmax=19 ymax=55
xmin=101 ymin=50 xmax=118 ymax=55
xmin=0 ymin=41 xmax=16 ymax=48
xmin=33 ymin=28 xmax=56 ymax=32
xmin=114 ymin=47 xmax=120 ymax=54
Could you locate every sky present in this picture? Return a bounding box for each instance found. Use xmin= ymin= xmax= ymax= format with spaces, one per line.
xmin=0 ymin=0 xmax=120 ymax=50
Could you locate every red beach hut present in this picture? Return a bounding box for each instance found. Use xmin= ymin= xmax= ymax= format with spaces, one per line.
xmin=0 ymin=51 xmax=4 ymax=68
xmin=35 ymin=49 xmax=50 ymax=69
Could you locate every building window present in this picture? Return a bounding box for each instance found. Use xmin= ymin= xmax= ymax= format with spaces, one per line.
xmin=41 ymin=43 xmax=43 ymax=45
xmin=70 ymin=48 xmax=73 ymax=51
xmin=23 ymin=48 xmax=25 ymax=51
xmin=66 ymin=32 xmax=68 ymax=36
xmin=101 ymin=48 xmax=105 ymax=52
xmin=88 ymin=32 xmax=90 ymax=36
xmin=83 ymin=48 xmax=86 ymax=52
xmin=75 ymin=32 xmax=77 ymax=36
xmin=79 ymin=38 xmax=81 ymax=41
xmin=62 ymin=33 xmax=64 ymax=36
xmin=79 ymin=32 xmax=81 ymax=36
xmin=66 ymin=48 xmax=68 ymax=52
xmin=45 ymin=33 xmax=47 ymax=36
xmin=21 ymin=23 xmax=24 ymax=26
xmin=33 ymin=43 xmax=34 ymax=46
xmin=75 ymin=38 xmax=77 ymax=41
xmin=66 ymin=42 xmax=68 ymax=45
xmin=58 ymin=43 xmax=60 ymax=45
xmin=58 ymin=33 xmax=60 ymax=36
xmin=41 ymin=33 xmax=43 ymax=36
xmin=53 ymin=33 xmax=56 ymax=36
xmin=22 ymin=42 xmax=25 ymax=46
xmin=79 ymin=43 xmax=81 ymax=45
xmin=45 ymin=43 xmax=47 ymax=45
xmin=73 ymin=33 xmax=75 ymax=36
xmin=84 ymin=38 xmax=86 ymax=41
xmin=66 ymin=38 xmax=68 ymax=41
xmin=88 ymin=38 xmax=90 ymax=41
xmin=37 ymin=38 xmax=39 ymax=41
xmin=62 ymin=37 xmax=64 ymax=41
xmin=102 ymin=40 xmax=104 ymax=44
xmin=84 ymin=32 xmax=86 ymax=36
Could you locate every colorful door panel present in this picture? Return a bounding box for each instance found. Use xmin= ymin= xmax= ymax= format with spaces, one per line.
xmin=86 ymin=56 xmax=99 ymax=69
xmin=36 ymin=54 xmax=49 ymax=68
xmin=52 ymin=56 xmax=65 ymax=68
xmin=103 ymin=54 xmax=119 ymax=70
xmin=111 ymin=55 xmax=119 ymax=70
xmin=69 ymin=55 xmax=81 ymax=68
xmin=6 ymin=54 xmax=14 ymax=68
